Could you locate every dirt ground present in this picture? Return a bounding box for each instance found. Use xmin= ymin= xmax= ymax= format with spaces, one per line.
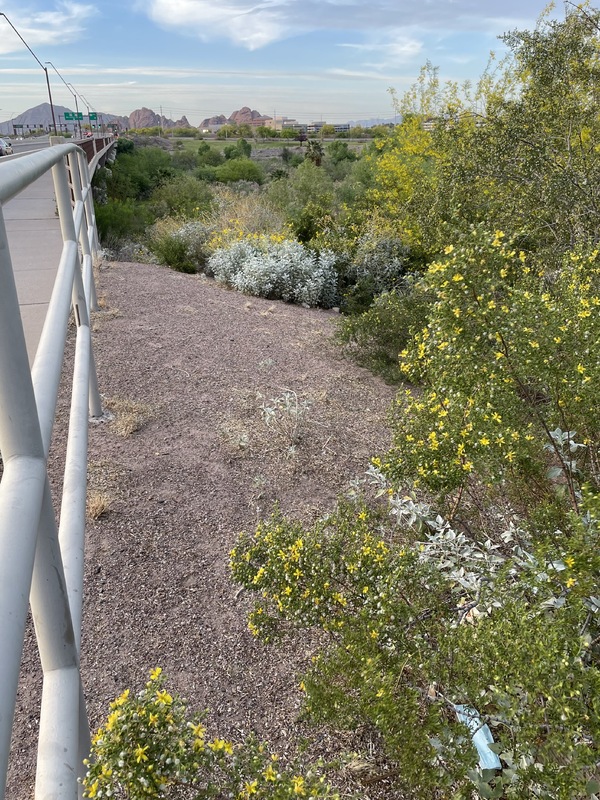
xmin=7 ymin=260 xmax=397 ymax=797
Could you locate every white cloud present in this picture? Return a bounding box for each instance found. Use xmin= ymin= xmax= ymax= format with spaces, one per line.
xmin=143 ymin=0 xmax=551 ymax=50
xmin=0 ymin=2 xmax=97 ymax=54
xmin=339 ymin=32 xmax=423 ymax=70
xmin=146 ymin=0 xmax=291 ymax=50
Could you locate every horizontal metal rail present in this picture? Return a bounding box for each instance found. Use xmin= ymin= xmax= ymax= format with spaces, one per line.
xmin=0 ymin=140 xmax=112 ymax=799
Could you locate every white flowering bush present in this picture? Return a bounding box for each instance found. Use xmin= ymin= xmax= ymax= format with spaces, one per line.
xmin=208 ymin=237 xmax=338 ymax=308
xmin=147 ymin=218 xmax=214 ymax=273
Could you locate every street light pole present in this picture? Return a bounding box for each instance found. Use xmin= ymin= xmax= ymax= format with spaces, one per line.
xmin=44 ymin=62 xmax=82 ymax=138
xmin=67 ymin=85 xmax=82 ymax=138
xmin=79 ymin=94 xmax=92 ymax=133
xmin=0 ymin=13 xmax=57 ymax=134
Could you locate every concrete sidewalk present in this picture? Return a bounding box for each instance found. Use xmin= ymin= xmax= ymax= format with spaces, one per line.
xmin=3 ymin=168 xmax=63 ymax=364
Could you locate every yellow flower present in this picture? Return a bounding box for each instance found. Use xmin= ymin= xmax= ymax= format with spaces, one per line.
xmin=208 ymin=738 xmax=233 ymax=754
xmin=155 ymin=690 xmax=173 ymax=706
xmin=135 ymin=744 xmax=149 ymax=763
xmin=263 ymin=764 xmax=277 ymax=781
xmin=149 ymin=667 xmax=162 ymax=681
xmin=566 ymin=577 xmax=577 ymax=589
xmin=564 ymin=556 xmax=575 ymax=568
xmin=105 ymin=710 xmax=120 ymax=731
xmin=189 ymin=721 xmax=206 ymax=738
xmin=292 ymin=775 xmax=307 ymax=795
xmin=111 ymin=689 xmax=129 ymax=708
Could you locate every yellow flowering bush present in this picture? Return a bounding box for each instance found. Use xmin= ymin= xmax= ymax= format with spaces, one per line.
xmin=230 ymin=489 xmax=600 ymax=799
xmin=82 ymin=668 xmax=339 ymax=799
xmin=387 ymin=227 xmax=600 ymax=514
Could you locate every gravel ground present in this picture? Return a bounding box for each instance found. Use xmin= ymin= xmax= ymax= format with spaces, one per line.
xmin=7 ymin=260 xmax=397 ymax=797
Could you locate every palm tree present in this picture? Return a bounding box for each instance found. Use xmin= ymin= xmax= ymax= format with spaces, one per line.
xmin=305 ymin=139 xmax=324 ymax=166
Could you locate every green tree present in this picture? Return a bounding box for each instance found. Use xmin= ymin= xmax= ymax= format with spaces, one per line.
xmin=319 ymin=123 xmax=336 ymax=138
xmin=214 ymin=157 xmax=264 ymax=184
xmin=326 ymin=140 xmax=357 ymax=165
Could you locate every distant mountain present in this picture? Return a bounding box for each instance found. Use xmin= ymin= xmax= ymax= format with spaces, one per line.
xmin=348 ymin=117 xmax=398 ymax=128
xmin=199 ymin=107 xmax=272 ymax=129
xmin=0 ymin=103 xmax=189 ymax=135
xmin=0 ymin=102 xmax=378 ymax=137
xmin=128 ymin=107 xmax=191 ymax=130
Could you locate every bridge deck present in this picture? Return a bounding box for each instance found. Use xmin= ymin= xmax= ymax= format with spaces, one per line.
xmin=3 ymin=169 xmax=62 ymax=364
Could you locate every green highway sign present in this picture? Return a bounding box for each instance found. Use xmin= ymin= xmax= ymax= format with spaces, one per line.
xmin=64 ymin=112 xmax=74 ymax=120
xmin=89 ymin=112 xmax=97 ymax=121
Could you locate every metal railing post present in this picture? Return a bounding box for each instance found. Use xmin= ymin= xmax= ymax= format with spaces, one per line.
xmin=0 ymin=139 xmax=114 ymax=799
xmin=0 ymin=208 xmax=48 ymax=800
xmin=52 ymin=154 xmax=103 ymax=419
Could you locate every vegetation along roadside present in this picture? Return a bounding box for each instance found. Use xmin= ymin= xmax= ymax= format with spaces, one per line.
xmin=86 ymin=6 xmax=600 ymax=798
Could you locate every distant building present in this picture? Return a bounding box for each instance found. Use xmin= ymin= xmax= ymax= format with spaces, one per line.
xmin=306 ymin=121 xmax=350 ymax=134
xmin=265 ymin=116 xmax=304 ymax=131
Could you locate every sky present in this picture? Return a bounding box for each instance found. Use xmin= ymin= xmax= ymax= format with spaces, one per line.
xmin=0 ymin=0 xmax=562 ymax=126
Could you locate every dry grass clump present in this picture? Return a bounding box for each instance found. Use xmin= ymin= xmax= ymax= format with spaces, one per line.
xmin=103 ymin=397 xmax=155 ymax=437
xmin=86 ymin=490 xmax=111 ymax=520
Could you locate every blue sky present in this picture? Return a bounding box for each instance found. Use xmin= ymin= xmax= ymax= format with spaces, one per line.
xmin=0 ymin=0 xmax=560 ymax=126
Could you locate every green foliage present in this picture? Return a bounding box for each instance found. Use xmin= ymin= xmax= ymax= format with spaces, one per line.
xmin=148 ymin=174 xmax=213 ymax=219
xmin=147 ymin=218 xmax=213 ymax=273
xmin=197 ymin=142 xmax=225 ymax=167
xmin=214 ymin=157 xmax=265 ymax=185
xmin=83 ymin=668 xmax=340 ymax=799
xmin=170 ymin=149 xmax=199 ymax=171
xmin=336 ymin=281 xmax=431 ymax=382
xmin=255 ymin=125 xmax=279 ymax=139
xmin=95 ymin=199 xmax=152 ymax=244
xmin=388 ymin=228 xmax=600 ymax=511
xmin=266 ymin=161 xmax=334 ymax=242
xmin=305 ymin=140 xmax=324 ymax=167
xmin=326 ymin=140 xmax=357 ymax=166
xmin=116 ymin=137 xmax=135 ymax=154
xmin=103 ymin=147 xmax=175 ymax=202
xmin=231 ymin=490 xmax=600 ymax=799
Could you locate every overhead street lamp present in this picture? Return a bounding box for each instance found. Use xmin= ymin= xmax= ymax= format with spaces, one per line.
xmin=66 ymin=85 xmax=82 ymax=138
xmin=0 ymin=12 xmax=57 ymax=135
xmin=44 ymin=61 xmax=82 ymax=138
xmin=78 ymin=93 xmax=95 ymax=133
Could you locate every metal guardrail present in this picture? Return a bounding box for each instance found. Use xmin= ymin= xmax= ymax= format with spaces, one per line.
xmin=0 ymin=140 xmax=112 ymax=799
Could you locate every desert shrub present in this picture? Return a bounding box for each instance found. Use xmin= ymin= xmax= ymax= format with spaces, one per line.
xmin=340 ymin=233 xmax=410 ymax=312
xmin=205 ymin=186 xmax=286 ymax=247
xmin=104 ymin=146 xmax=175 ymax=201
xmin=148 ymin=173 xmax=213 ymax=219
xmin=83 ymin=668 xmax=340 ymax=799
xmin=326 ymin=140 xmax=357 ymax=166
xmin=214 ymin=157 xmax=265 ymax=185
xmin=208 ymin=237 xmax=338 ymax=307
xmin=197 ymin=141 xmax=224 ymax=167
xmin=170 ymin=149 xmax=199 ymax=171
xmin=336 ymin=279 xmax=432 ymax=382
xmin=266 ymin=161 xmax=334 ymax=231
xmin=223 ymin=137 xmax=252 ymax=159
xmin=147 ymin=218 xmax=212 ymax=273
xmin=388 ymin=228 xmax=600 ymax=511
xmin=194 ymin=164 xmax=218 ymax=182
xmin=95 ymin=198 xmax=152 ymax=243
xmin=231 ymin=485 xmax=600 ymax=800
